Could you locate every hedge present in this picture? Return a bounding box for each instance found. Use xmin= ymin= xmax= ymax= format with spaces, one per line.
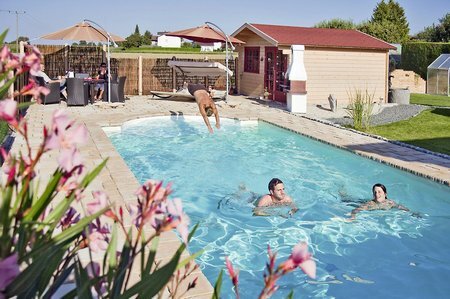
xmin=401 ymin=42 xmax=450 ymax=79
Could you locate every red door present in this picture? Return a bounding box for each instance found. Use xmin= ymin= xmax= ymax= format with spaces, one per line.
xmin=264 ymin=47 xmax=288 ymax=102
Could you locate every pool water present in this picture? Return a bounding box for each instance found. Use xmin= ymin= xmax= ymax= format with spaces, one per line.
xmin=106 ymin=116 xmax=450 ymax=298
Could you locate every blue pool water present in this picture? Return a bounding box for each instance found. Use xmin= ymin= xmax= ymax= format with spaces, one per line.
xmin=106 ymin=116 xmax=450 ymax=298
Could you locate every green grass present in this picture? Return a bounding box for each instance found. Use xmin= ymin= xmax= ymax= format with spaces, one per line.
xmin=411 ymin=93 xmax=450 ymax=107
xmin=366 ymin=108 xmax=450 ymax=155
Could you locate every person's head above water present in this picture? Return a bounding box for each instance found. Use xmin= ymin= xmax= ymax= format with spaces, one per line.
xmin=205 ymin=106 xmax=214 ymax=117
xmin=372 ymin=183 xmax=388 ymax=202
xmin=268 ymin=178 xmax=286 ymax=201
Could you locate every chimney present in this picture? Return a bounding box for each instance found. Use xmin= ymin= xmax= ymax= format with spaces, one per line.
xmin=285 ymin=45 xmax=307 ymax=113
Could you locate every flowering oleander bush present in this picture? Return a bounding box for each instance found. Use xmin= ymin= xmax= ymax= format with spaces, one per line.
xmin=0 ymin=29 xmax=316 ymax=298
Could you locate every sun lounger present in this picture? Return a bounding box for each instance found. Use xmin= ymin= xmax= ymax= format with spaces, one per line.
xmin=150 ymin=88 xmax=226 ymax=100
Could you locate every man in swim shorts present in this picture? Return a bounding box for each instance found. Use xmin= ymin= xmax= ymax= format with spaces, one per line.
xmin=186 ymin=83 xmax=220 ymax=133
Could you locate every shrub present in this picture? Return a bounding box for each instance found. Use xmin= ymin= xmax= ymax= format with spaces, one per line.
xmin=346 ymin=89 xmax=375 ymax=130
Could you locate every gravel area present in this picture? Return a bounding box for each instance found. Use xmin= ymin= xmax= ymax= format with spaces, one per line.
xmin=318 ymin=104 xmax=430 ymax=126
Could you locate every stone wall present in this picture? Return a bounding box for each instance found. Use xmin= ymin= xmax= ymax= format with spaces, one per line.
xmin=390 ymin=69 xmax=426 ymax=94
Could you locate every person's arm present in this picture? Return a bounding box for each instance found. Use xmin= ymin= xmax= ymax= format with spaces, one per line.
xmin=395 ymin=202 xmax=410 ymax=212
xmin=41 ymin=72 xmax=52 ymax=84
xmin=198 ymin=104 xmax=213 ymax=133
xmin=349 ymin=203 xmax=369 ymax=220
xmin=212 ymin=103 xmax=220 ymax=129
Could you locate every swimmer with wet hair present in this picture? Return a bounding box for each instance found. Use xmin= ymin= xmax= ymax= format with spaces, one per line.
xmin=349 ymin=183 xmax=409 ymax=220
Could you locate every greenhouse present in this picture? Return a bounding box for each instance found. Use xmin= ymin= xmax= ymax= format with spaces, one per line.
xmin=427 ymin=54 xmax=450 ymax=96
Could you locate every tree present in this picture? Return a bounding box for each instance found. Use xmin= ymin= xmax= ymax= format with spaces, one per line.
xmin=142 ymin=30 xmax=152 ymax=45
xmin=314 ymin=18 xmax=356 ymax=29
xmin=124 ymin=25 xmax=143 ymax=48
xmin=415 ymin=13 xmax=450 ymax=42
xmin=134 ymin=24 xmax=140 ymax=35
xmin=358 ymin=0 xmax=410 ymax=43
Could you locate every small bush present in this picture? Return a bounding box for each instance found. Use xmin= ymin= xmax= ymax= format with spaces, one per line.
xmin=346 ymin=89 xmax=375 ymax=130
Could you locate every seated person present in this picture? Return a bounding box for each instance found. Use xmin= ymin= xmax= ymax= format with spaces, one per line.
xmin=94 ymin=62 xmax=109 ymax=101
xmin=349 ymin=183 xmax=409 ymax=220
xmin=185 ymin=82 xmax=220 ymax=134
xmin=31 ymin=63 xmax=67 ymax=97
xmin=254 ymin=178 xmax=298 ymax=217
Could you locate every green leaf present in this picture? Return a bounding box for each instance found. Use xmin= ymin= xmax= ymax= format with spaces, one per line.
xmin=0 ymin=76 xmax=17 ymax=100
xmin=118 ymin=247 xmax=182 ymax=298
xmin=143 ymin=236 xmax=159 ymax=274
xmin=37 ymin=246 xmax=66 ymax=296
xmin=110 ymin=234 xmax=132 ymax=298
xmin=24 ymin=170 xmax=63 ymax=222
xmin=212 ymin=269 xmax=223 ymax=299
xmin=80 ymin=159 xmax=108 ymax=188
xmin=286 ymin=290 xmax=294 ymax=299
xmin=0 ymin=29 xmax=8 ymax=45
xmin=118 ymin=224 xmax=199 ymax=298
xmin=177 ymin=248 xmax=204 ymax=270
xmin=6 ymin=239 xmax=73 ymax=297
xmin=42 ymin=263 xmax=75 ymax=299
xmin=0 ymin=185 xmax=14 ymax=249
xmin=74 ymin=259 xmax=94 ymax=299
xmin=107 ymin=222 xmax=118 ymax=268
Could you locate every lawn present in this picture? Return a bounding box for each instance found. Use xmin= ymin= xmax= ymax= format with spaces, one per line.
xmin=367 ymin=108 xmax=450 ymax=155
xmin=410 ymin=93 xmax=450 ymax=107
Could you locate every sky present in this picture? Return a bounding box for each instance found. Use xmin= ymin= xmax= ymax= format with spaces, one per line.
xmin=0 ymin=0 xmax=448 ymax=44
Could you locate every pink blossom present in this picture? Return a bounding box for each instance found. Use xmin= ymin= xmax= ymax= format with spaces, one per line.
xmin=21 ymin=47 xmax=41 ymax=73
xmin=0 ymin=253 xmax=20 ymax=291
xmin=87 ymin=191 xmax=109 ymax=215
xmin=57 ymin=148 xmax=83 ymax=173
xmin=289 ymin=242 xmax=316 ymax=279
xmin=88 ymin=231 xmax=108 ymax=253
xmin=166 ymin=198 xmax=190 ymax=244
xmin=0 ymin=99 xmax=18 ymax=127
xmin=45 ymin=110 xmax=87 ymax=151
xmin=225 ymin=257 xmax=240 ymax=298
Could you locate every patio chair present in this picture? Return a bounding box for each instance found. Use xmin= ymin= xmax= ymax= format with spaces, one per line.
xmin=102 ymin=76 xmax=126 ymax=103
xmin=35 ymin=76 xmax=61 ymax=105
xmin=66 ymin=78 xmax=89 ymax=106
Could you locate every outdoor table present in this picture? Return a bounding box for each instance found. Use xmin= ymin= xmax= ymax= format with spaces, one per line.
xmin=83 ymin=78 xmax=105 ymax=103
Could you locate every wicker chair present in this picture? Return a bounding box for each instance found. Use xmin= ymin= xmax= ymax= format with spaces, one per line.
xmin=102 ymin=76 xmax=126 ymax=103
xmin=66 ymin=78 xmax=89 ymax=106
xmin=35 ymin=76 xmax=61 ymax=105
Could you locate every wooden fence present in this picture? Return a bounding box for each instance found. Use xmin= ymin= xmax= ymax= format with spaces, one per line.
xmin=35 ymin=45 xmax=237 ymax=96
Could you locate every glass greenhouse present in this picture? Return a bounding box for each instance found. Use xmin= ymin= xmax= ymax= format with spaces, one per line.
xmin=427 ymin=54 xmax=450 ymax=96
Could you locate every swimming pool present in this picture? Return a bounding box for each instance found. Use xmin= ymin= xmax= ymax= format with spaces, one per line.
xmin=106 ymin=116 xmax=450 ymax=298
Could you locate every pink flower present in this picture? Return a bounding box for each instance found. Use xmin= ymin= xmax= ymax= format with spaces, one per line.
xmin=225 ymin=257 xmax=240 ymax=298
xmin=88 ymin=231 xmax=108 ymax=253
xmin=166 ymin=198 xmax=190 ymax=244
xmin=87 ymin=191 xmax=109 ymax=215
xmin=0 ymin=99 xmax=18 ymax=127
xmin=289 ymin=242 xmax=316 ymax=279
xmin=21 ymin=46 xmax=41 ymax=73
xmin=57 ymin=148 xmax=83 ymax=173
xmin=59 ymin=207 xmax=80 ymax=229
xmin=0 ymin=253 xmax=20 ymax=292
xmin=45 ymin=110 xmax=87 ymax=151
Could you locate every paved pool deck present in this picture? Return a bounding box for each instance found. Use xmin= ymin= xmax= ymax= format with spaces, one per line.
xmin=10 ymin=95 xmax=450 ymax=297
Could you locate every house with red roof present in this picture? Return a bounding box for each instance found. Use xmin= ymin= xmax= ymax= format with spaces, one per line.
xmin=231 ymin=23 xmax=395 ymax=105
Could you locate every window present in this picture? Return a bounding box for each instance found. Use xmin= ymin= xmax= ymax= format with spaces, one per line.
xmin=244 ymin=47 xmax=260 ymax=73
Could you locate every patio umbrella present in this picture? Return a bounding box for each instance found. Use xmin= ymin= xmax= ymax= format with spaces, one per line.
xmin=40 ymin=20 xmax=125 ymax=103
xmin=166 ymin=23 xmax=244 ymax=100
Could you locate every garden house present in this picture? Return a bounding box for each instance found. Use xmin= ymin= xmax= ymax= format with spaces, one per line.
xmin=427 ymin=54 xmax=450 ymax=96
xmin=231 ymin=23 xmax=395 ymax=105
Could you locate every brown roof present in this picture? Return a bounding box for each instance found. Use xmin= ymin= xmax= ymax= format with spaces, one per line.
xmin=246 ymin=23 xmax=395 ymax=50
